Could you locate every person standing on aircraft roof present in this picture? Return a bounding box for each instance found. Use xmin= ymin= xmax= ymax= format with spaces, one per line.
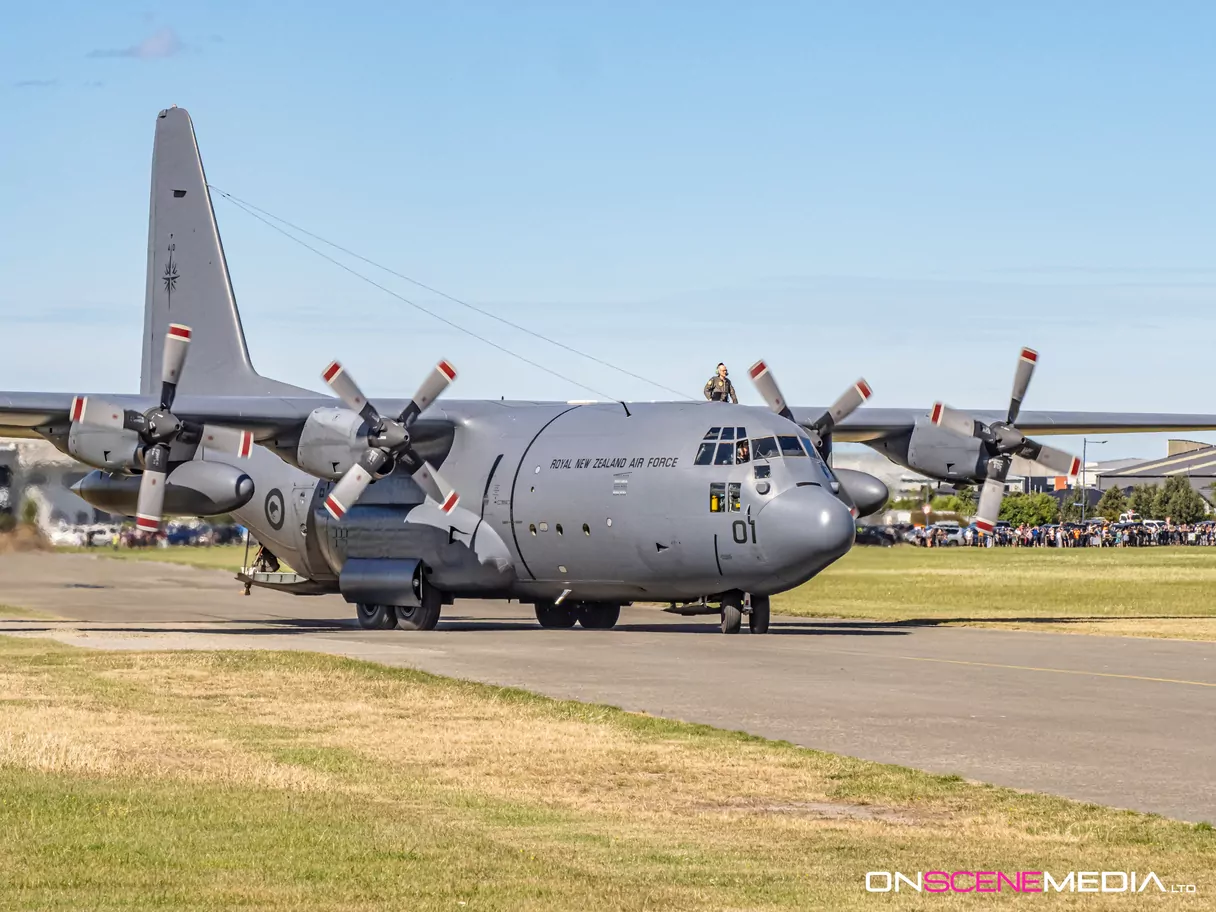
xmin=704 ymin=363 xmax=738 ymax=403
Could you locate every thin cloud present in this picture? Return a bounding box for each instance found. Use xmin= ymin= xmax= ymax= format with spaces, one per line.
xmin=88 ymin=26 xmax=183 ymax=60
xmin=14 ymin=79 xmax=58 ymax=88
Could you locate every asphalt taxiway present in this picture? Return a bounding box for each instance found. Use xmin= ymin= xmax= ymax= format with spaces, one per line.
xmin=1 ymin=551 xmax=1213 ymax=821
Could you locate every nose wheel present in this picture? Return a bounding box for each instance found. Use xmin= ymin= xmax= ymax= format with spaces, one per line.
xmin=720 ymin=593 xmax=770 ymax=634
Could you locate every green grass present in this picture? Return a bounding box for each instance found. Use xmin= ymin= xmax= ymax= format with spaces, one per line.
xmin=0 ymin=636 xmax=1212 ymax=909
xmin=777 ymin=546 xmax=1216 ymax=639
xmin=57 ymin=544 xmax=251 ymax=571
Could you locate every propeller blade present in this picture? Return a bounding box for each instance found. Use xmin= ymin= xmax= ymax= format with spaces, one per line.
xmin=199 ymin=425 xmax=255 ymax=459
xmin=1018 ymin=439 xmax=1081 ymax=476
xmin=1008 ymin=347 xmax=1037 ymax=424
xmin=398 ymin=360 xmax=457 ymax=426
xmin=973 ymin=476 xmax=1006 ymax=534
xmin=70 ymin=396 xmax=129 ymax=431
xmin=929 ymin=402 xmax=981 ymax=438
xmin=135 ymin=444 xmax=170 ymax=531
xmin=412 ymin=461 xmax=460 ymax=513
xmin=818 ymin=379 xmax=873 ymax=432
xmin=747 ymin=360 xmax=793 ymax=421
xmin=323 ymin=449 xmax=389 ymax=519
xmin=322 ymin=360 xmax=379 ymax=424
xmin=160 ymin=324 xmax=192 ymax=409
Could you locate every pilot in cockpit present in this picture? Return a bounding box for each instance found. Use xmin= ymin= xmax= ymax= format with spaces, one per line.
xmin=735 ymin=438 xmax=750 ymax=463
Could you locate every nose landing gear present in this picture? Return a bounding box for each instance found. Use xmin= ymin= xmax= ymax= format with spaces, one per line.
xmin=720 ymin=592 xmax=770 ymax=635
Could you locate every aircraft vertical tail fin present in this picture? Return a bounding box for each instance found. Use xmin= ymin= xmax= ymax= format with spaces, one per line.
xmin=140 ymin=106 xmax=314 ymax=397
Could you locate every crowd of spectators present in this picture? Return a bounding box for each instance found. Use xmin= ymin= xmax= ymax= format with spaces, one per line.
xmin=903 ymin=520 xmax=1216 ymax=548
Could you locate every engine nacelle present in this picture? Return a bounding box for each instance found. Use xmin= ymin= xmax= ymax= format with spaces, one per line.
xmin=67 ymin=424 xmax=141 ymax=472
xmin=74 ymin=461 xmax=255 ymax=517
xmin=293 ymin=408 xmax=369 ymax=481
xmin=834 ymin=468 xmax=889 ymax=518
xmin=869 ymin=418 xmax=988 ymax=484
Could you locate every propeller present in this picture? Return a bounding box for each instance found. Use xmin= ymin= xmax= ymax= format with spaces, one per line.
xmin=749 ymin=360 xmax=872 ymax=460
xmin=930 ymin=347 xmax=1081 ymax=532
xmin=320 ymin=359 xmax=460 ymax=520
xmin=71 ymin=324 xmax=254 ymax=531
xmin=747 ymin=359 xmax=874 ymax=517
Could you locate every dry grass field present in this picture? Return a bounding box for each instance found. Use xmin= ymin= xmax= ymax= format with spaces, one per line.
xmin=777 ymin=546 xmax=1216 ymax=640
xmin=0 ymin=636 xmax=1212 ymax=909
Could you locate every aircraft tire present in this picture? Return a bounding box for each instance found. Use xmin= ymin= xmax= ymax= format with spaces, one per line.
xmin=356 ymin=603 xmax=397 ymax=630
xmin=720 ymin=595 xmax=743 ymax=634
xmin=536 ymin=601 xmax=577 ymax=628
xmin=577 ymin=602 xmax=621 ymax=630
xmin=748 ymin=595 xmax=771 ymax=634
xmin=396 ymin=585 xmax=443 ymax=631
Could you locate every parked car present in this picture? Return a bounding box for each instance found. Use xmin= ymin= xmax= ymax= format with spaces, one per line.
xmin=927 ymin=522 xmax=965 ymax=546
xmin=855 ymin=525 xmax=897 ymax=547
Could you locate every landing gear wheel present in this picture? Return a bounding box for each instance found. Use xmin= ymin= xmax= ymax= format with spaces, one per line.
xmin=720 ymin=594 xmax=743 ymax=635
xmin=535 ymin=601 xmax=577 ymax=629
xmin=577 ymin=602 xmax=621 ymax=630
xmin=748 ymin=595 xmax=771 ymax=634
xmin=356 ymin=603 xmax=396 ymax=630
xmin=395 ymin=581 xmax=443 ymax=631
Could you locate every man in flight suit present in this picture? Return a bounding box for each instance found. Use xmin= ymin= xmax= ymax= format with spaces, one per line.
xmin=704 ymin=363 xmax=738 ymax=403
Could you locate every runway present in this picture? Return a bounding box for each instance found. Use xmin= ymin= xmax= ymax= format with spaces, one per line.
xmin=2 ymin=551 xmax=1214 ymax=822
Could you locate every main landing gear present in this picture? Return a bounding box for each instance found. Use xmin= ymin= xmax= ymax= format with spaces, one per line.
xmin=535 ymin=600 xmax=621 ymax=630
xmin=719 ymin=592 xmax=770 ymax=635
xmin=356 ymin=580 xmax=444 ymax=632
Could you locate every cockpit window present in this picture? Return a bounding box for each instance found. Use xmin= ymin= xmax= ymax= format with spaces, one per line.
xmin=714 ymin=442 xmax=735 ymax=465
xmin=694 ymin=442 xmax=715 ymax=465
xmin=779 ymin=435 xmax=806 ymax=457
xmin=735 ymin=439 xmax=750 ymax=464
xmin=799 ymin=436 xmax=819 ymax=459
xmin=720 ymin=426 xmax=735 ymax=441
xmin=751 ymin=436 xmax=779 ymax=460
xmin=704 ymin=427 xmax=721 ymax=441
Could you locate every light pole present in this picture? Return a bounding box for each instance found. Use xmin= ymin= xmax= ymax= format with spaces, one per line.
xmin=1080 ymin=438 xmax=1108 ymax=522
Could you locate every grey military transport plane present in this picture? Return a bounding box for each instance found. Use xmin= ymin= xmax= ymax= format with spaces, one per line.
xmin=5 ymin=107 xmax=1216 ymax=635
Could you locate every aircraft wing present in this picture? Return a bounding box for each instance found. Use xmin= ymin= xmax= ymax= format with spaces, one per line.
xmin=0 ymin=392 xmax=455 ymax=441
xmin=790 ymin=406 xmax=1216 ymax=443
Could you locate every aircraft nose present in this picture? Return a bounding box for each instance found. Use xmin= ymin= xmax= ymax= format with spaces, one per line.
xmin=757 ymin=483 xmax=855 ymax=587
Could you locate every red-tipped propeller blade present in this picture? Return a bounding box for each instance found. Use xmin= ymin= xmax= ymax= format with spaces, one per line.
xmin=322 ymin=360 xmax=378 ymax=423
xmin=1008 ymin=347 xmax=1037 ymax=424
xmin=135 ymin=443 xmax=170 ymax=532
xmin=412 ymin=461 xmax=460 ymax=513
xmin=929 ymin=402 xmax=980 ymax=438
xmin=973 ymin=476 xmax=1006 ymax=534
xmin=822 ymin=379 xmax=873 ymax=429
xmin=199 ymin=425 xmax=255 ymax=459
xmin=70 ymin=396 xmax=128 ymax=431
xmin=748 ymin=360 xmax=793 ymax=420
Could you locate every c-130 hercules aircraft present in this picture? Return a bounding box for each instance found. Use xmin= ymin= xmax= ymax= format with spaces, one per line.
xmin=5 ymin=108 xmax=1216 ymax=634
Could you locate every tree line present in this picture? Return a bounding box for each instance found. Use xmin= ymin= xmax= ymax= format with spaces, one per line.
xmin=889 ymin=476 xmax=1210 ymax=527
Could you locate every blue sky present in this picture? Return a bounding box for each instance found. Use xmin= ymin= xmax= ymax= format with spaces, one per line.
xmin=3 ymin=2 xmax=1215 ymax=459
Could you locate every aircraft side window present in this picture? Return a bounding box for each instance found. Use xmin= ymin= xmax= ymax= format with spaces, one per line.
xmin=779 ymin=435 xmax=806 ymax=457
xmin=752 ymin=436 xmax=779 ymax=460
xmin=694 ymin=442 xmax=715 ymax=465
xmin=753 ymin=464 xmax=771 ymax=479
xmin=709 ymin=482 xmax=726 ymax=513
xmin=704 ymin=427 xmax=721 ymax=440
xmin=728 ymin=482 xmax=741 ymax=512
xmin=714 ymin=443 xmax=734 ymax=465
xmin=735 ymin=439 xmax=750 ymax=464
xmin=799 ymin=436 xmax=821 ymax=459
xmin=720 ymin=427 xmax=735 ymax=441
